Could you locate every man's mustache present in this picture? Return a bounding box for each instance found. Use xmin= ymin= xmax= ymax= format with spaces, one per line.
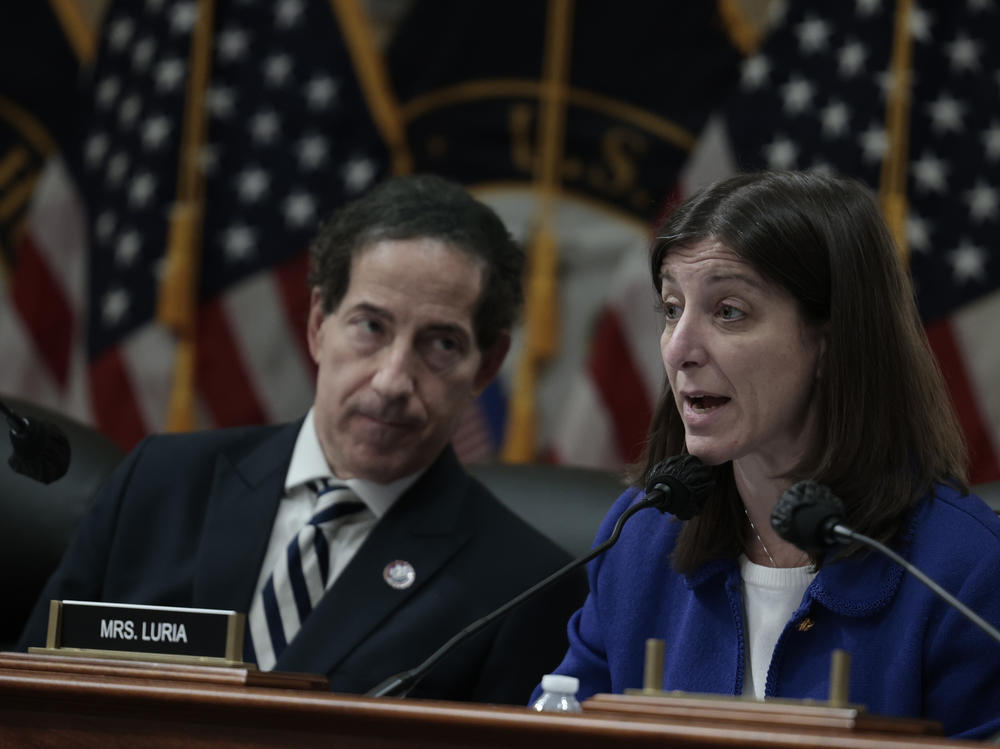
xmin=352 ymin=397 xmax=422 ymax=427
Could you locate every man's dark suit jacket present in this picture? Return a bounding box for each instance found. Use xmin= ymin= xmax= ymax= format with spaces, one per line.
xmin=17 ymin=421 xmax=588 ymax=704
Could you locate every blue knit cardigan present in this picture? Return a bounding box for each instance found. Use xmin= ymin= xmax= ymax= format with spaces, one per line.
xmin=537 ymin=483 xmax=1000 ymax=739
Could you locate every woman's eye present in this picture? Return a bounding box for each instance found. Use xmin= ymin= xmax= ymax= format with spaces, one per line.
xmin=662 ymin=301 xmax=682 ymax=320
xmin=718 ymin=304 xmax=746 ymax=321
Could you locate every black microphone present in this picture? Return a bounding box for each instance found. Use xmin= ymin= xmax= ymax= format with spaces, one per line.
xmin=1 ymin=399 xmax=71 ymax=484
xmin=644 ymin=453 xmax=715 ymax=520
xmin=770 ymin=480 xmax=846 ymax=553
xmin=772 ymin=480 xmax=1000 ymax=646
xmin=367 ymin=454 xmax=715 ymax=698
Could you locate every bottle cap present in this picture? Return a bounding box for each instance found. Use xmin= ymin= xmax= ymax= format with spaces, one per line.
xmin=540 ymin=674 xmax=579 ymax=694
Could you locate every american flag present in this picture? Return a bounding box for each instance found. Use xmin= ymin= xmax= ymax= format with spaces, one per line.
xmin=3 ymin=0 xmax=519 ymax=464
xmin=6 ymin=0 xmax=392 ymax=448
xmin=554 ymin=0 xmax=1000 ymax=485
xmin=0 ymin=1 xmax=88 ymax=418
xmin=720 ymin=0 xmax=1000 ymax=483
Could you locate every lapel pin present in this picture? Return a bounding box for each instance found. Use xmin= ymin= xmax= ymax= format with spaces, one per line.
xmin=383 ymin=560 xmax=416 ymax=590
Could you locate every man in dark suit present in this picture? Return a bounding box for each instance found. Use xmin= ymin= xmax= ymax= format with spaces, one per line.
xmin=18 ymin=175 xmax=586 ymax=704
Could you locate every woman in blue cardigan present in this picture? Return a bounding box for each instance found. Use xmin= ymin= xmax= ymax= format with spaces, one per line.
xmin=540 ymin=171 xmax=1000 ymax=739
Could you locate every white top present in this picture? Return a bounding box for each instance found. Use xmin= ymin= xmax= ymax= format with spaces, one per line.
xmin=739 ymin=554 xmax=816 ymax=699
xmin=250 ymin=408 xmax=424 ymax=599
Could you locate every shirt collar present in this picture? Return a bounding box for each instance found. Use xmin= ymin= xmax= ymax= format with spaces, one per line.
xmin=285 ymin=408 xmax=423 ymax=518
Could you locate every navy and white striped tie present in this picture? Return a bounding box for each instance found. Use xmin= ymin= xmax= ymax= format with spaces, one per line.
xmin=247 ymin=479 xmax=366 ymax=670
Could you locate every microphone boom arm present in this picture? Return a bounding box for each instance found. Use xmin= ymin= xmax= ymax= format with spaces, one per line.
xmin=833 ymin=525 xmax=1000 ymax=646
xmin=366 ymin=494 xmax=663 ymax=698
xmin=0 ymin=400 xmax=27 ymax=431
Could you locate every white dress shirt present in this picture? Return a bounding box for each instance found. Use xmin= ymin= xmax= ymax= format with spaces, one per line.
xmin=250 ymin=408 xmax=424 ymax=601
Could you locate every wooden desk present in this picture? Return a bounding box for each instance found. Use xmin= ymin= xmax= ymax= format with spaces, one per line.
xmin=0 ymin=652 xmax=985 ymax=748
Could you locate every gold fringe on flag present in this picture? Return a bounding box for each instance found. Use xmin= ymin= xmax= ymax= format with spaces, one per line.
xmin=501 ymin=0 xmax=574 ymax=462
xmin=158 ymin=0 xmax=215 ymax=432
xmin=879 ymin=0 xmax=914 ymax=265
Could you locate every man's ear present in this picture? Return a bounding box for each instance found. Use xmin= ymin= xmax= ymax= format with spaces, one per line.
xmin=306 ymin=288 xmax=326 ymax=364
xmin=473 ymin=332 xmax=510 ymax=393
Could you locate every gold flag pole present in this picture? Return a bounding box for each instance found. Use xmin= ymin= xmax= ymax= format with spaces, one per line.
xmin=47 ymin=0 xmax=97 ymax=64
xmin=879 ymin=0 xmax=914 ymax=265
xmin=502 ymin=0 xmax=575 ymax=462
xmin=330 ymin=0 xmax=412 ymax=176
xmin=158 ymin=0 xmax=215 ymax=432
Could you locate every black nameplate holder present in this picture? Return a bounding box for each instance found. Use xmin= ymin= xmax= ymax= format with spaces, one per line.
xmin=29 ymin=600 xmax=250 ymax=667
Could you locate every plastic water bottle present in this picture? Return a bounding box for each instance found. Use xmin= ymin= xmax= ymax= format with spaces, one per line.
xmin=531 ymin=674 xmax=582 ymax=712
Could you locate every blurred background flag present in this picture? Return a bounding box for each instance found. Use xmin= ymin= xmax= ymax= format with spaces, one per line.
xmin=706 ymin=0 xmax=1000 ymax=483
xmin=3 ymin=1 xmax=996 ymax=484
xmin=563 ymin=0 xmax=1000 ymax=483
xmin=0 ymin=1 xmax=91 ymax=420
xmin=44 ymin=0 xmax=392 ymax=449
xmin=386 ymin=0 xmax=746 ymax=462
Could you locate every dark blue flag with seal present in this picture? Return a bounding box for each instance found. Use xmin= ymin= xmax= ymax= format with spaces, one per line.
xmin=386 ymin=0 xmax=746 ymax=461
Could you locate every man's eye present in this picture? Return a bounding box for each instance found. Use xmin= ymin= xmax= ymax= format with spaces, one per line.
xmin=662 ymin=302 xmax=682 ymax=320
xmin=349 ymin=317 xmax=384 ymax=342
xmin=422 ymin=335 xmax=464 ymax=369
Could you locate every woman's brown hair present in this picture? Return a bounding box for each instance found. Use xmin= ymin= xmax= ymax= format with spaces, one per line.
xmin=634 ymin=171 xmax=967 ymax=573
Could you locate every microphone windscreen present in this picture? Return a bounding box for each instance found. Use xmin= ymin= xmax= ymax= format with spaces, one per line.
xmin=771 ymin=480 xmax=844 ymax=552
xmin=8 ymin=418 xmax=72 ymax=484
xmin=644 ymin=454 xmax=715 ymax=520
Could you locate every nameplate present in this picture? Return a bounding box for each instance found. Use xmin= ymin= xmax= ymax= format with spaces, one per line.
xmin=29 ymin=600 xmax=249 ymax=667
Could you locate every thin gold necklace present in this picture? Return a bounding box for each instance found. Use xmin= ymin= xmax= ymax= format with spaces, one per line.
xmin=743 ymin=505 xmax=777 ymax=568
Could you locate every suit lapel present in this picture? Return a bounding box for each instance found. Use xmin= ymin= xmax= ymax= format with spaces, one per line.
xmin=192 ymin=422 xmax=300 ymax=612
xmin=277 ymin=447 xmax=473 ymax=677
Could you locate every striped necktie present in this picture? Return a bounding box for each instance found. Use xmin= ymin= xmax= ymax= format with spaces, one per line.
xmin=246 ymin=479 xmax=366 ymax=670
